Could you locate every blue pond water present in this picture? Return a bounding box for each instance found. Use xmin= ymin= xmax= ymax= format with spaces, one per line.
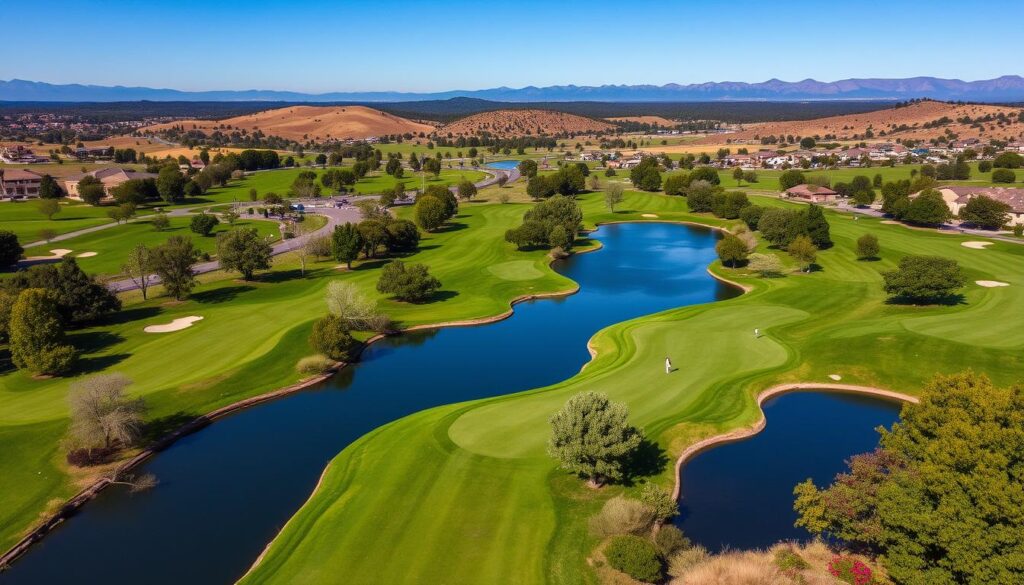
xmin=484 ymin=159 xmax=521 ymax=170
xmin=675 ymin=391 xmax=900 ymax=551
xmin=4 ymin=223 xmax=736 ymax=584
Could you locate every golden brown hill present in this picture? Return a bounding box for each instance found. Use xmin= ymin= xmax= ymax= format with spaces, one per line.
xmin=707 ymin=100 xmax=1024 ymax=144
xmin=440 ymin=109 xmax=615 ymax=138
xmin=606 ymin=115 xmax=679 ymax=126
xmin=144 ymin=105 xmax=436 ymax=142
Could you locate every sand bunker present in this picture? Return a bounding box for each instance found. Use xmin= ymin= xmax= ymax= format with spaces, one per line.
xmin=961 ymin=241 xmax=992 ymax=249
xmin=880 ymin=220 xmax=901 ymax=225
xmin=976 ymin=280 xmax=1009 ymax=288
xmin=50 ymin=249 xmax=72 ymax=256
xmin=144 ymin=316 xmax=204 ymax=333
xmin=76 ymin=251 xmax=97 ymax=258
xmin=828 ymin=374 xmax=842 ymax=381
xmin=641 ymin=213 xmax=659 ymax=218
xmin=24 ymin=248 xmax=73 ymax=261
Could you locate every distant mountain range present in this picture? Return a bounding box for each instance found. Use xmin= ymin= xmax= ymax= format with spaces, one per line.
xmin=3 ymin=76 xmax=1024 ymax=103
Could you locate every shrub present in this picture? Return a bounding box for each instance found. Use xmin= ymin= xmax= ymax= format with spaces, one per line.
xmin=856 ymin=234 xmax=880 ymax=260
xmin=589 ymin=496 xmax=656 ymax=537
xmin=667 ymin=545 xmax=710 ymax=578
xmin=991 ymin=168 xmax=1016 ymax=183
xmin=376 ymin=261 xmax=441 ymax=302
xmin=748 ymin=253 xmax=784 ymax=278
xmin=604 ymin=535 xmax=662 ymax=583
xmin=308 ymin=314 xmax=359 ymax=361
xmin=828 ymin=555 xmax=874 ymax=585
xmin=978 ymin=160 xmax=993 ymax=173
xmin=640 ymin=484 xmax=680 ymax=521
xmin=773 ymin=547 xmax=809 ymax=572
xmin=190 ymin=213 xmax=220 ymax=236
xmin=654 ymin=525 xmax=690 ymax=556
xmin=296 ymin=354 xmax=334 ymax=375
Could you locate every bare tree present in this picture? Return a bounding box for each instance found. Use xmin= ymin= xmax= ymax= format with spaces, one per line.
xmin=604 ymin=182 xmax=625 ymax=212
xmin=325 ymin=281 xmax=390 ymax=331
xmin=67 ymin=374 xmax=146 ymax=458
xmin=122 ymin=243 xmax=154 ymax=300
xmin=105 ymin=470 xmax=159 ymax=493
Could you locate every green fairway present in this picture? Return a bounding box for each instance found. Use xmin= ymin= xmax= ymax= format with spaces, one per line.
xmin=710 ymin=161 xmax=1003 ymax=192
xmin=0 ymin=200 xmax=116 ymax=243
xmin=240 ymin=190 xmax=1023 ymax=584
xmin=21 ymin=216 xmax=281 ymax=277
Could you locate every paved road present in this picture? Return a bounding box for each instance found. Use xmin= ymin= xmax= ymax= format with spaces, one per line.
xmin=834 ymin=200 xmax=1023 ymax=244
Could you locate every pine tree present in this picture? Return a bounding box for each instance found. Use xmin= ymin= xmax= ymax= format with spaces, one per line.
xmin=331 ymin=223 xmax=363 ymax=269
xmin=9 ymin=288 xmax=77 ymax=375
xmin=803 ymin=204 xmax=832 ymax=249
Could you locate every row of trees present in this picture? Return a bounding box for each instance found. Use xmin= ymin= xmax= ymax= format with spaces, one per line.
xmin=505 ymin=195 xmax=583 ymax=251
xmin=330 ymin=213 xmax=423 ymax=269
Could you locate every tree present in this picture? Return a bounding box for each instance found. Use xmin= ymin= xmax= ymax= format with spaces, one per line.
xmin=993 ymin=151 xmax=1023 ymax=168
xmin=629 ymin=157 xmax=662 ymax=192
xmin=882 ymin=255 xmax=964 ymax=303
xmin=496 ymin=174 xmax=508 ymax=188
xmin=903 ymin=189 xmax=952 ymax=226
xmin=456 ymin=179 xmax=477 ymax=201
xmin=855 ymin=234 xmax=880 ymax=260
xmin=385 ymin=219 xmax=420 ymax=254
xmin=217 ymin=227 xmax=272 ymax=280
xmin=77 ymin=175 xmax=106 ymax=205
xmin=37 ymin=198 xmax=61 ymax=220
xmin=512 ymin=195 xmax=583 ymax=250
xmin=414 ymin=196 xmax=448 ymax=232
xmin=331 ymin=223 xmax=363 ymax=268
xmin=325 ymin=281 xmax=389 ymax=332
xmin=122 ymin=243 xmax=154 ymax=300
xmin=308 ymin=314 xmax=359 ymax=361
xmin=418 ymin=185 xmax=458 ymax=219
xmin=526 ymin=175 xmax=554 ymax=200
xmin=686 ymin=180 xmax=717 ymax=213
xmin=663 ymin=173 xmax=689 ymax=196
xmin=991 ymin=168 xmax=1016 ymax=183
xmin=38 ymin=174 xmax=61 ymax=199
xmin=376 ymin=261 xmax=441 ymax=302
xmin=732 ymin=167 xmax=744 ymax=185
xmin=0 ymin=230 xmax=23 ymax=268
xmin=794 ymin=372 xmax=1024 ymax=585
xmin=959 ymin=195 xmax=1011 ymax=229
xmin=799 ymin=137 xmax=816 ymax=149
xmin=604 ymin=182 xmax=625 ymax=212
xmin=156 ymin=165 xmax=186 ymax=204
xmin=547 ymin=391 xmax=643 ymax=487
xmin=787 ymin=235 xmax=817 ymax=272
xmin=639 ymin=484 xmax=680 ymax=523
xmin=716 ymin=234 xmax=749 ymax=267
xmin=190 ymin=213 xmax=220 ymax=236
xmin=66 ymin=374 xmax=145 ymax=458
xmin=151 ymin=211 xmax=170 ymax=232
xmin=518 ymin=159 xmax=538 ymax=178
xmin=5 ymin=258 xmax=120 ymax=324
xmin=688 ymin=166 xmax=720 ymax=185
xmin=152 ymin=236 xmax=198 ymax=300
xmin=748 ymin=253 xmax=784 ymax=277
xmin=758 ymin=208 xmax=805 ymax=247
xmin=740 ymin=205 xmax=766 ymax=231
xmin=423 ymin=157 xmax=442 ymax=177
xmin=711 ymin=191 xmax=750 ymax=219
xmin=803 ymin=204 xmax=832 ymax=249
xmin=778 ymin=169 xmax=807 ymax=191
xmin=111 ymin=178 xmax=157 ymax=205
xmin=9 ymin=288 xmax=77 ymax=375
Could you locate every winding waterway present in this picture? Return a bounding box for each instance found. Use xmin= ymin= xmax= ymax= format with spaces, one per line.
xmin=4 ymin=223 xmax=737 ymax=584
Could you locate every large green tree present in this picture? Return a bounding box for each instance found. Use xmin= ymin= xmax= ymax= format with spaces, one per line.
xmin=152 ymin=236 xmax=199 ymax=300
xmin=216 ymin=227 xmax=272 ymax=280
xmin=959 ymin=195 xmax=1011 ymax=230
xmin=9 ymin=288 xmax=77 ymax=375
xmin=0 ymin=230 xmax=23 ymax=268
xmin=376 ymin=261 xmax=441 ymax=302
xmin=547 ymin=391 xmax=644 ymax=487
xmin=803 ymin=204 xmax=833 ymax=249
xmin=794 ymin=372 xmax=1024 ymax=584
xmin=882 ymin=255 xmax=964 ymax=303
xmin=330 ymin=223 xmax=363 ymax=268
xmin=903 ymin=189 xmax=952 ymax=226
xmin=156 ymin=165 xmax=186 ymax=204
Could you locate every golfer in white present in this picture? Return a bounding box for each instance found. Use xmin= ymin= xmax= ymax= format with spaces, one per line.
xmin=665 ymin=356 xmax=673 ymax=374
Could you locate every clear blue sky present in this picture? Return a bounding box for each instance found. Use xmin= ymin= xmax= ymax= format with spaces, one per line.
xmin=4 ymin=0 xmax=1021 ymax=93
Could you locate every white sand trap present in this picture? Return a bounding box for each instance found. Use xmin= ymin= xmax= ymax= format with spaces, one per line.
xmin=961 ymin=241 xmax=992 ymax=249
xmin=881 ymin=220 xmax=901 ymax=225
xmin=641 ymin=213 xmax=659 ymax=218
xmin=976 ymin=280 xmax=1009 ymax=288
xmin=828 ymin=374 xmax=843 ymax=381
xmin=76 ymin=251 xmax=98 ymax=258
xmin=144 ymin=316 xmax=204 ymax=333
xmin=50 ymin=249 xmax=72 ymax=256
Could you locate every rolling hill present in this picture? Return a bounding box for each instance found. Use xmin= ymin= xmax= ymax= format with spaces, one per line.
xmin=439 ymin=109 xmax=615 ymax=137
xmin=709 ymin=100 xmax=1024 ymax=144
xmin=143 ymin=105 xmax=436 ymax=142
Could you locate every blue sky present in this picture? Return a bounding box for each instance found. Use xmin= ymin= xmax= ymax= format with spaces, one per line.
xmin=4 ymin=0 xmax=1022 ymax=93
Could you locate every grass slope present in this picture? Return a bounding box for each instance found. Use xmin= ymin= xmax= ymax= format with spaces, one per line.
xmin=241 ymin=192 xmax=1023 ymax=584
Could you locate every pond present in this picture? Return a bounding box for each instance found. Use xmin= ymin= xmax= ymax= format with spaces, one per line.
xmin=484 ymin=159 xmax=521 ymax=170
xmin=675 ymin=391 xmax=901 ymax=551
xmin=4 ymin=222 xmax=736 ymax=584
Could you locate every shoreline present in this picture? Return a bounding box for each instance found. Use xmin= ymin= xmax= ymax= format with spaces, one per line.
xmin=669 ymin=382 xmax=919 ymax=501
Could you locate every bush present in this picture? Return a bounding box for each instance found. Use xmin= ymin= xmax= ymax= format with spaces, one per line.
xmin=589 ymin=496 xmax=656 ymax=537
xmin=604 ymin=535 xmax=663 ymax=583
xmin=654 ymin=525 xmax=690 ymax=556
xmin=991 ymin=168 xmax=1016 ymax=183
xmin=639 ymin=484 xmax=679 ymax=521
xmin=190 ymin=213 xmax=220 ymax=236
xmin=376 ymin=261 xmax=441 ymax=302
xmin=828 ymin=555 xmax=874 ymax=585
xmin=748 ymin=253 xmax=784 ymax=277
xmin=773 ymin=547 xmax=809 ymax=572
xmin=978 ymin=160 xmax=993 ymax=173
xmin=308 ymin=315 xmax=359 ymax=361
xmin=296 ymin=354 xmax=335 ymax=375
xmin=667 ymin=545 xmax=710 ymax=578
xmin=993 ymin=151 xmax=1023 ymax=168
xmin=856 ymin=234 xmax=880 ymax=260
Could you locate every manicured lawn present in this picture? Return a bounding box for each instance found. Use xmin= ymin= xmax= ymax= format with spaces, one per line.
xmin=0 ymin=200 xmax=115 ymax=243
xmin=240 ymin=192 xmax=1023 ymax=584
xmin=710 ymin=161 xmax=1003 ymax=192
xmin=22 ymin=216 xmax=281 ymax=277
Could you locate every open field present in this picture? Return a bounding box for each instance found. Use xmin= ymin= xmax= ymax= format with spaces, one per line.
xmin=21 ymin=216 xmax=281 ymax=277
xmin=143 ymin=105 xmax=436 ymax=142
xmin=240 ymin=191 xmax=1023 ymax=584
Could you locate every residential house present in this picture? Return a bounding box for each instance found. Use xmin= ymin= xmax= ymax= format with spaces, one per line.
xmin=926 ymin=186 xmax=1024 ymax=227
xmin=0 ymin=169 xmax=43 ymax=200
xmin=74 ymin=146 xmax=113 ymax=160
xmin=784 ymin=184 xmax=838 ymax=204
xmin=0 ymin=146 xmax=49 ymax=164
xmin=63 ymin=168 xmax=157 ymax=202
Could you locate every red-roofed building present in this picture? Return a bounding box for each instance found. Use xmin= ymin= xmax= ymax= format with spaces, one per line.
xmin=785 ymin=184 xmax=838 ymax=204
